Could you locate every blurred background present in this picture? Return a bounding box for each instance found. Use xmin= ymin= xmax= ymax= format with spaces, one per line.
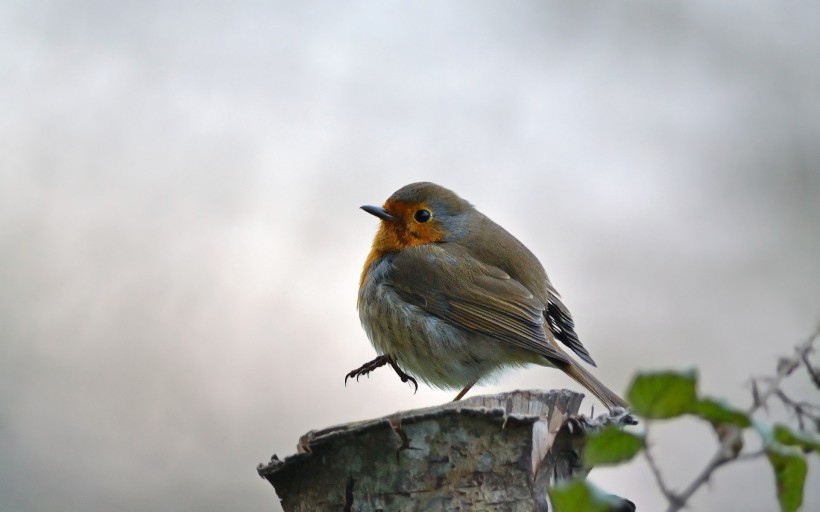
xmin=1 ymin=1 xmax=818 ymax=511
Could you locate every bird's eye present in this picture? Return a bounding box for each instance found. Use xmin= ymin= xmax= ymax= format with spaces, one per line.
xmin=414 ymin=209 xmax=432 ymax=223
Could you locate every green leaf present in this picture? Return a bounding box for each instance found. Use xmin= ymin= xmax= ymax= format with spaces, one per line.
xmin=773 ymin=424 xmax=820 ymax=453
xmin=692 ymin=397 xmax=751 ymax=427
xmin=626 ymin=370 xmax=698 ymax=419
xmin=549 ymin=479 xmax=634 ymax=512
xmin=766 ymin=447 xmax=807 ymax=512
xmin=583 ymin=426 xmax=644 ymax=467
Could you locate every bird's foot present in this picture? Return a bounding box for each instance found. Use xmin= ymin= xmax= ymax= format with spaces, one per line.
xmin=345 ymin=355 xmax=389 ymax=384
xmin=345 ymin=355 xmax=418 ymax=393
xmin=568 ymin=406 xmax=639 ymax=431
xmin=386 ymin=358 xmax=418 ymax=393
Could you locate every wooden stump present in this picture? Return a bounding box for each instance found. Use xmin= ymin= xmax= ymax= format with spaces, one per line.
xmin=258 ymin=389 xmax=610 ymax=511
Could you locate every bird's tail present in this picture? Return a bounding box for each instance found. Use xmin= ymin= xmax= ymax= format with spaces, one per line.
xmin=561 ymin=360 xmax=629 ymax=411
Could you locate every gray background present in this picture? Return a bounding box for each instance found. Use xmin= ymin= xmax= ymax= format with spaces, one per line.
xmin=2 ymin=1 xmax=819 ymax=511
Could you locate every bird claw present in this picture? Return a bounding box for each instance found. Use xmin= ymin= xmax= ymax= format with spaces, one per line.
xmin=345 ymin=355 xmax=418 ymax=393
xmin=388 ymin=360 xmax=418 ymax=394
xmin=345 ymin=355 xmax=389 ymax=385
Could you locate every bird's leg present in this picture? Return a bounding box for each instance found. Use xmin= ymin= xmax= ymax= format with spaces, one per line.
xmin=345 ymin=355 xmax=418 ymax=393
xmin=452 ymin=380 xmax=476 ymax=401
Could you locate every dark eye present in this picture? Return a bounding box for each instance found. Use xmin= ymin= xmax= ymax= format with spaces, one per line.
xmin=414 ymin=209 xmax=432 ymax=223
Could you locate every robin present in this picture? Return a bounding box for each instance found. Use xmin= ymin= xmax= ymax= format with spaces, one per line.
xmin=346 ymin=182 xmax=628 ymax=410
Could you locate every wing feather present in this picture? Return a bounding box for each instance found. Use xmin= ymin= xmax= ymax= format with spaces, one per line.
xmin=386 ymin=245 xmax=570 ymax=365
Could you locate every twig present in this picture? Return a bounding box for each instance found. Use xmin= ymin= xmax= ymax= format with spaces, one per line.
xmin=642 ymin=428 xmax=682 ymax=508
xmin=773 ymin=389 xmax=820 ymax=431
xmin=802 ymin=349 xmax=820 ymax=389
xmin=735 ymin=449 xmax=766 ymax=462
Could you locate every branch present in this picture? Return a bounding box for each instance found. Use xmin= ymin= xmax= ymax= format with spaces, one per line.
xmin=662 ymin=326 xmax=820 ymax=512
xmin=642 ymin=429 xmax=682 ymax=508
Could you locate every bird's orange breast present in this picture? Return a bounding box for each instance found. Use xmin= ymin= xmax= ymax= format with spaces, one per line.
xmin=359 ymin=200 xmax=447 ymax=289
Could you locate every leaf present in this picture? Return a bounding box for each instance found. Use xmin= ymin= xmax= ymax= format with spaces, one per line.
xmin=583 ymin=426 xmax=644 ymax=467
xmin=626 ymin=370 xmax=698 ymax=419
xmin=692 ymin=397 xmax=751 ymax=427
xmin=549 ymin=479 xmax=634 ymax=512
xmin=773 ymin=424 xmax=820 ymax=453
xmin=766 ymin=447 xmax=807 ymax=512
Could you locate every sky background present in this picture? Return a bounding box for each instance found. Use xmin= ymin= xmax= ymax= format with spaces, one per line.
xmin=2 ymin=1 xmax=819 ymax=511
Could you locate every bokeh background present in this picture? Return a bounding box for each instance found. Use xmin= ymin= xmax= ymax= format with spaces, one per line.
xmin=2 ymin=1 xmax=819 ymax=511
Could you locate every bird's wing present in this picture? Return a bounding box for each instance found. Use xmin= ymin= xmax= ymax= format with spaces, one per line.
xmin=384 ymin=245 xmax=570 ymax=365
xmin=543 ymin=287 xmax=596 ymax=366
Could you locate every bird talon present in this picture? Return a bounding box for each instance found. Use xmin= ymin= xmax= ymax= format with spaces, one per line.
xmin=345 ymin=355 xmax=389 ymax=386
xmin=386 ymin=358 xmax=417 ymax=393
xmin=399 ymin=374 xmax=418 ymax=393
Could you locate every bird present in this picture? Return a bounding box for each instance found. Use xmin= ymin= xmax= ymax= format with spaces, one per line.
xmin=347 ymin=182 xmax=628 ymax=410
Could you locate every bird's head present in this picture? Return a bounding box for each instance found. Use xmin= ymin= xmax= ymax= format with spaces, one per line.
xmin=362 ymin=182 xmax=473 ymax=253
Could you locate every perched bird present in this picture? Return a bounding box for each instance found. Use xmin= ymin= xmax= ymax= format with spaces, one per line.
xmin=348 ymin=182 xmax=628 ymax=410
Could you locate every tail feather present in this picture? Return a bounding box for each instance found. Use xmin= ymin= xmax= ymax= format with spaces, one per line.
xmin=561 ymin=360 xmax=629 ymax=411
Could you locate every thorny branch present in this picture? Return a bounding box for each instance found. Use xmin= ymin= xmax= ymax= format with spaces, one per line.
xmin=648 ymin=325 xmax=820 ymax=512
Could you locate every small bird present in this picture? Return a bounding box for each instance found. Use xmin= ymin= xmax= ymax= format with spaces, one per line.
xmin=347 ymin=182 xmax=628 ymax=410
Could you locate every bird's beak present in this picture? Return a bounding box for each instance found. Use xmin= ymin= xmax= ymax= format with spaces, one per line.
xmin=361 ymin=205 xmax=398 ymax=223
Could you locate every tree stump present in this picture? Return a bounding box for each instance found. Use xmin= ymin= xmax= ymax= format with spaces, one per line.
xmin=258 ymin=389 xmax=622 ymax=511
